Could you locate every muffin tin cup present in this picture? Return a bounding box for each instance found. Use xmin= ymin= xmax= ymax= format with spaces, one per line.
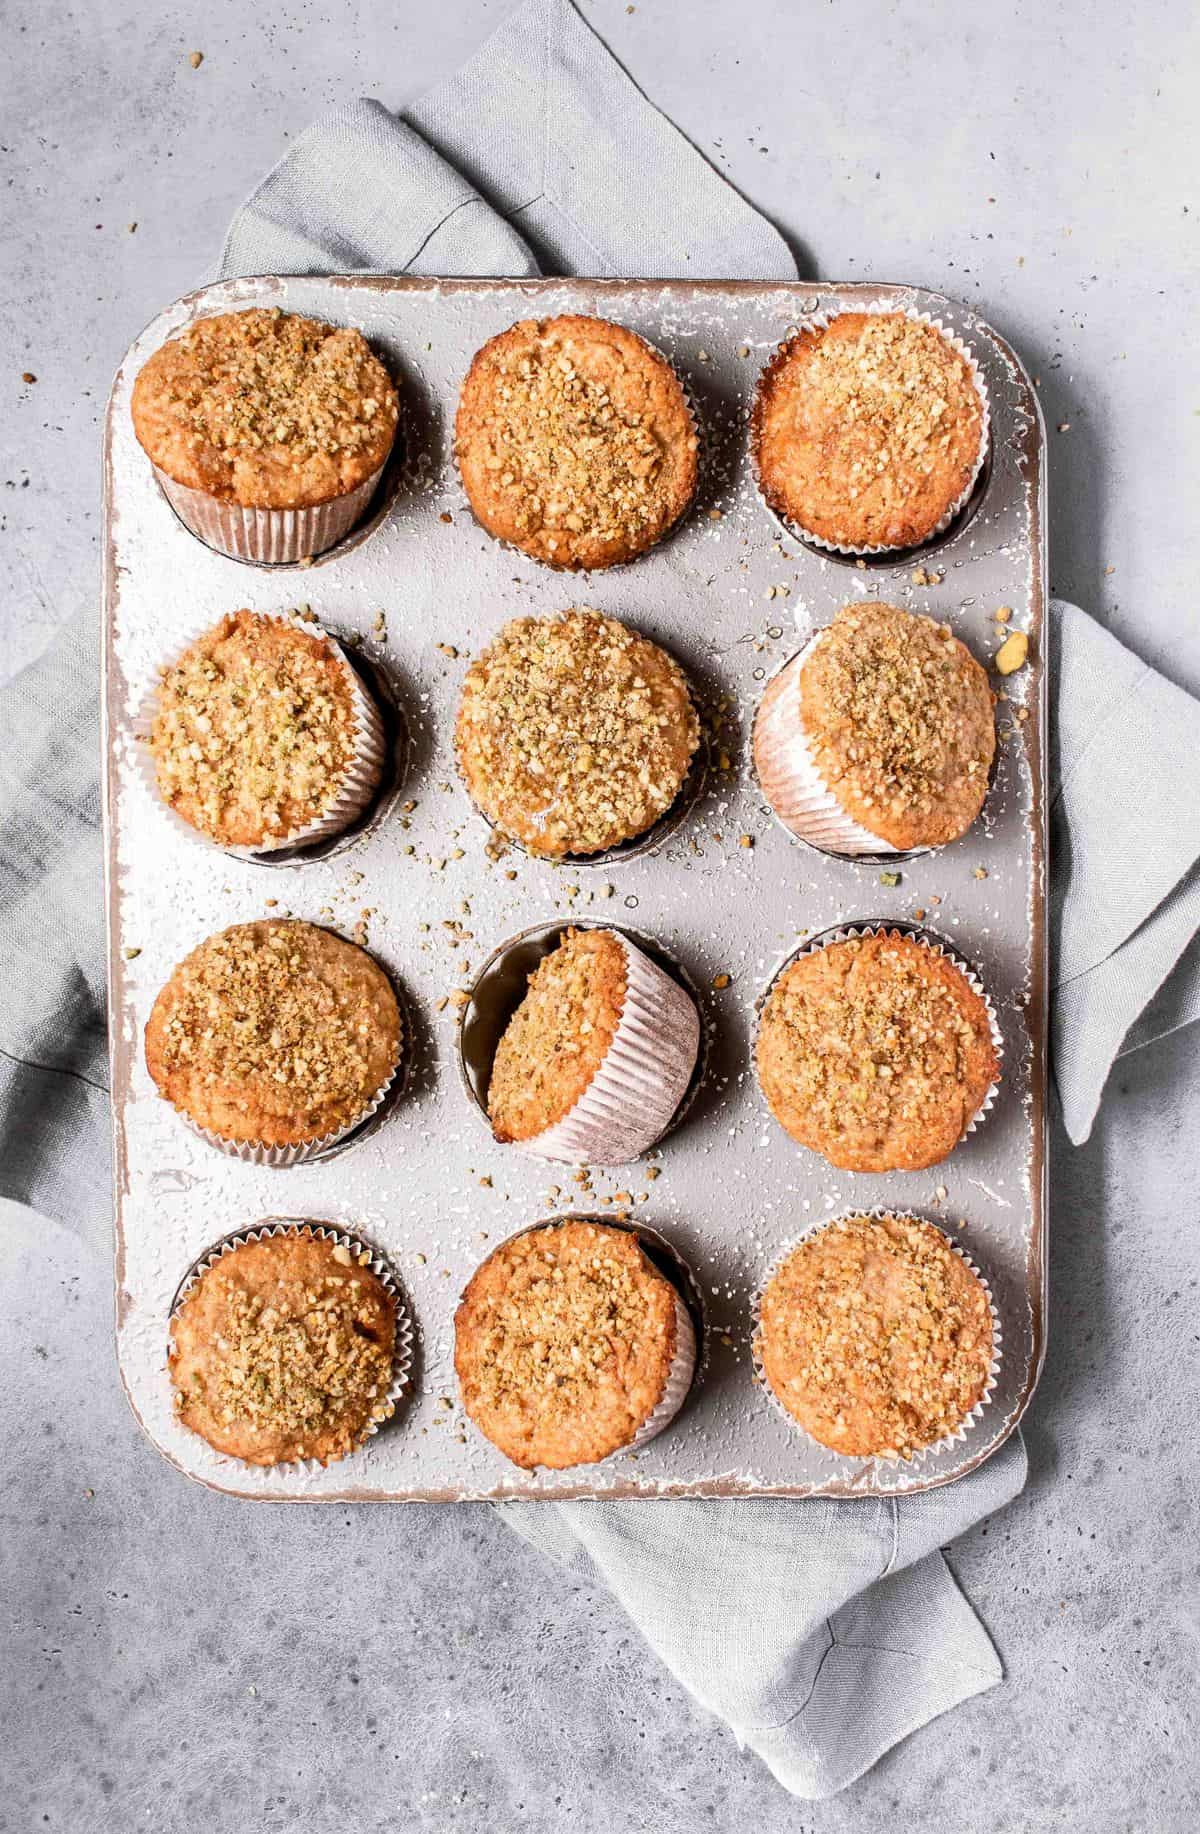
xmin=751 ymin=1208 xmax=1003 ymax=1468
xmin=137 ymin=610 xmax=389 ymax=858
xmin=751 ymin=301 xmax=992 ymax=559
xmin=752 ymin=635 xmax=908 ymax=860
xmin=459 ymin=922 xmax=703 ymax=1167
xmin=755 ymin=921 xmax=1004 ymax=1150
xmin=169 ymin=1218 xmax=415 ymax=1472
xmin=461 ymin=1216 xmax=699 ymax=1467
xmin=153 ymin=460 xmax=388 ymax=566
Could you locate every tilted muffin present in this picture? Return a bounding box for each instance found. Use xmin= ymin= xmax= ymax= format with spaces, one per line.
xmin=755 ymin=929 xmax=999 ymax=1172
xmin=753 ymin=601 xmax=995 ymax=856
xmin=147 ymin=610 xmax=385 ymax=852
xmin=484 ymin=927 xmax=700 ymax=1165
xmin=169 ymin=1229 xmax=399 ymax=1466
xmin=131 ymin=307 xmax=399 ymax=562
xmin=455 ymin=314 xmax=698 ymax=570
xmin=455 ymin=608 xmax=699 ymax=857
xmin=454 ymin=1220 xmax=695 ymax=1469
xmin=145 ymin=920 xmax=402 ymax=1161
xmin=751 ymin=310 xmax=988 ymax=552
xmin=756 ymin=1212 xmax=996 ymax=1459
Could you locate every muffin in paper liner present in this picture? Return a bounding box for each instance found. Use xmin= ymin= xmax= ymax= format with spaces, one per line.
xmin=168 ymin=1218 xmax=415 ymax=1472
xmin=752 ymin=634 xmax=908 ymax=859
xmin=180 ymin=1052 xmax=401 ymax=1168
xmin=754 ymin=921 xmax=1004 ymax=1149
xmin=456 ymin=1216 xmax=699 ymax=1468
xmin=751 ymin=1207 xmax=1002 ymax=1469
xmin=462 ymin=924 xmax=702 ymax=1167
xmin=153 ymin=458 xmax=388 ymax=566
xmin=456 ymin=324 xmax=702 ymax=572
xmin=750 ymin=301 xmax=992 ymax=558
xmin=136 ymin=609 xmax=388 ymax=858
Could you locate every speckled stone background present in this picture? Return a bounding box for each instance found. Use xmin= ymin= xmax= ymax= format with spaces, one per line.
xmin=2 ymin=1 xmax=1198 ymax=1828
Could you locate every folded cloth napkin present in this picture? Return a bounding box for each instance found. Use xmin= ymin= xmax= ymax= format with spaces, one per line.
xmin=5 ymin=0 xmax=1200 ymax=1799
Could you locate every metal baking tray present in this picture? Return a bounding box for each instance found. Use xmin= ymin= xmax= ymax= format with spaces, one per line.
xmin=103 ymin=275 xmax=1047 ymax=1501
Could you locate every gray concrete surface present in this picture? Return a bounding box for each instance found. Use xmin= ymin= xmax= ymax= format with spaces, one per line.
xmin=2 ymin=0 xmax=1198 ymax=1827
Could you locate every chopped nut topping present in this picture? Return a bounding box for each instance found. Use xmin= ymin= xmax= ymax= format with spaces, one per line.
xmin=758 ymin=1212 xmax=993 ymax=1458
xmin=455 ymin=608 xmax=698 ymax=857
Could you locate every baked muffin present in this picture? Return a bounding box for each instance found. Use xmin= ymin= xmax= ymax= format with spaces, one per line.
xmin=455 ymin=314 xmax=698 ymax=569
xmin=454 ymin=1220 xmax=695 ymax=1469
xmin=455 ymin=608 xmax=699 ymax=857
xmin=131 ymin=307 xmax=399 ymax=562
xmin=753 ymin=601 xmax=995 ymax=856
xmin=751 ymin=311 xmax=987 ymax=551
xmin=756 ymin=1212 xmax=995 ymax=1459
xmin=169 ymin=1228 xmax=399 ymax=1466
xmin=145 ymin=920 xmax=402 ymax=1161
xmin=483 ymin=927 xmax=700 ymax=1165
xmin=755 ymin=929 xmax=999 ymax=1172
xmin=147 ymin=610 xmax=385 ymax=852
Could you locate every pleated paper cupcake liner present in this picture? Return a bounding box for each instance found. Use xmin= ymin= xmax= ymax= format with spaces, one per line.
xmin=751 ymin=301 xmax=992 ymax=558
xmin=153 ymin=459 xmax=387 ymax=565
xmin=751 ymin=1206 xmax=1002 ymax=1468
xmin=137 ymin=609 xmax=387 ymax=857
xmin=755 ymin=921 xmax=1004 ymax=1145
xmin=752 ymin=634 xmax=908 ymax=859
xmin=169 ymin=1218 xmax=414 ymax=1472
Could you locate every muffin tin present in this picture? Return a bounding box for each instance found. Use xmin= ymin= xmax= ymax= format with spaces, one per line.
xmin=103 ymin=275 xmax=1046 ymax=1501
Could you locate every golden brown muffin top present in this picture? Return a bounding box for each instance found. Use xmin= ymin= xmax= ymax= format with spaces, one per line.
xmin=757 ymin=1213 xmax=994 ymax=1459
xmin=144 ymin=920 xmax=401 ymax=1147
xmin=149 ymin=610 xmax=362 ymax=850
xmin=131 ymin=308 xmax=399 ymax=508
xmin=752 ymin=312 xmax=985 ymax=549
xmin=755 ymin=930 xmax=998 ymax=1173
xmin=487 ymin=929 xmax=627 ymax=1143
xmin=798 ymin=602 xmax=995 ymax=850
xmin=455 ymin=608 xmax=699 ymax=858
xmin=169 ymin=1231 xmax=397 ymax=1466
xmin=454 ymin=1221 xmax=681 ymax=1469
xmin=454 ymin=314 xmax=698 ymax=570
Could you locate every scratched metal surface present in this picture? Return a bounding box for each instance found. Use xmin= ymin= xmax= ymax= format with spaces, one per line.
xmin=103 ymin=275 xmax=1046 ymax=1502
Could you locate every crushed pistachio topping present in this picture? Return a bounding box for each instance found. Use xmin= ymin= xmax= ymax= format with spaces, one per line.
xmin=488 ymin=929 xmax=626 ymax=1142
xmin=796 ymin=314 xmax=977 ymax=471
xmin=756 ymin=932 xmax=997 ymax=1171
xmin=456 ymin=608 xmax=699 ymax=857
xmin=759 ymin=1212 xmax=993 ymax=1458
xmin=150 ymin=611 xmax=359 ymax=847
xmin=456 ymin=316 xmax=697 ymax=564
xmin=801 ymin=602 xmax=994 ymax=848
xmin=147 ymin=920 xmax=399 ymax=1143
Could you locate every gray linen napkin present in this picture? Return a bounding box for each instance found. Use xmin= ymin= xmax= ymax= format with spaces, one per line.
xmin=4 ymin=0 xmax=1200 ymax=1799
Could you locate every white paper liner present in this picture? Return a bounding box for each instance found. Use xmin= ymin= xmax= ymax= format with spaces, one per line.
xmin=755 ymin=922 xmax=1003 ymax=1150
xmin=153 ymin=459 xmax=387 ymax=565
xmin=751 ymin=302 xmax=992 ymax=557
xmin=752 ymin=633 xmax=903 ymax=857
xmin=752 ymin=1207 xmax=1002 ymax=1468
xmin=505 ymin=931 xmax=701 ymax=1166
xmin=169 ymin=1218 xmax=414 ymax=1472
xmin=459 ymin=1218 xmax=698 ymax=1468
xmin=136 ymin=609 xmax=387 ymax=857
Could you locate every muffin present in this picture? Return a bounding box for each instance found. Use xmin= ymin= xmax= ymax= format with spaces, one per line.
xmin=756 ymin=1212 xmax=996 ymax=1459
xmin=146 ymin=609 xmax=386 ymax=853
xmin=455 ymin=608 xmax=700 ymax=858
xmin=483 ymin=927 xmax=700 ymax=1165
xmin=169 ymin=1227 xmax=401 ymax=1466
xmin=131 ymin=307 xmax=399 ymax=562
xmin=755 ymin=928 xmax=1000 ymax=1172
xmin=751 ymin=310 xmax=988 ymax=552
xmin=455 ymin=314 xmax=698 ymax=570
xmin=145 ymin=920 xmax=402 ymax=1162
xmin=454 ymin=1219 xmax=695 ymax=1469
xmin=753 ymin=601 xmax=995 ymax=856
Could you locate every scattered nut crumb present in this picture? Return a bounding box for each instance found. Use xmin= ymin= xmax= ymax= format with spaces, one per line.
xmin=879 ymin=870 xmax=901 ymax=888
xmin=738 ymin=833 xmax=754 ymax=849
xmin=712 ymin=972 xmax=731 ymax=990
xmin=994 ymin=630 xmax=1029 ymax=675
xmin=187 ymin=49 xmax=204 ymax=67
xmin=973 ymin=866 xmax=988 ymax=880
